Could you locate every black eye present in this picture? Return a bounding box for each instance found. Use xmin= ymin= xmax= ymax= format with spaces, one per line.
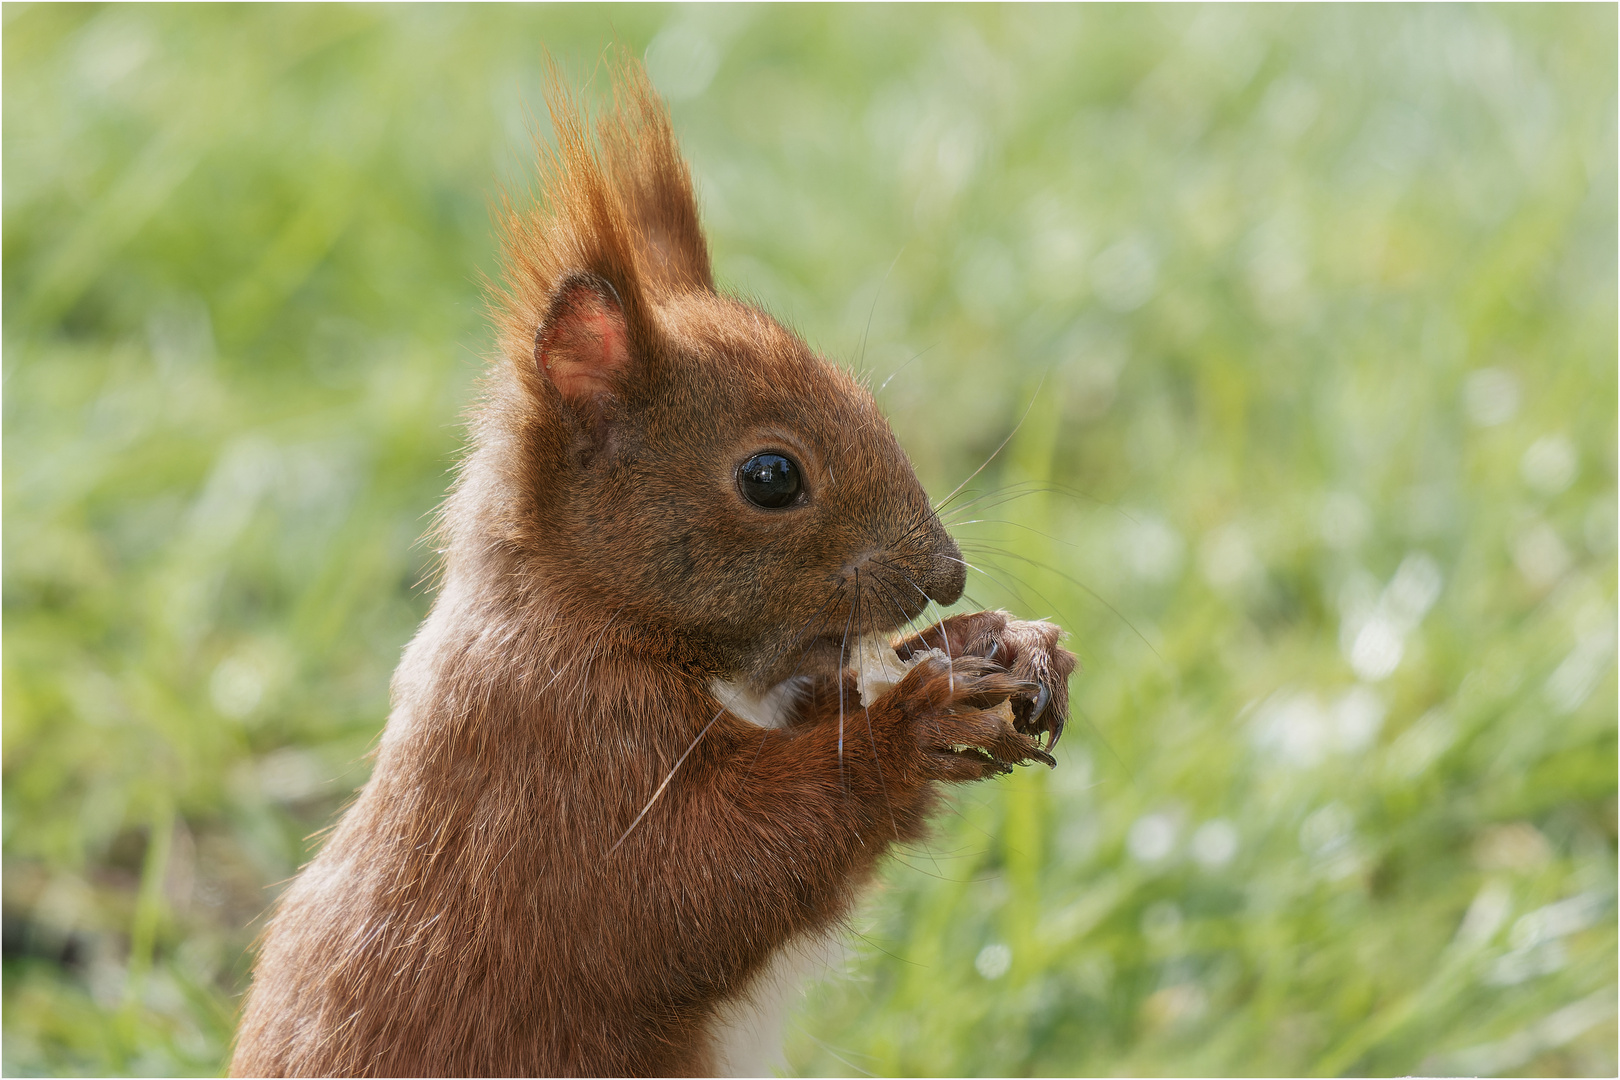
xmin=737 ymin=452 xmax=803 ymax=509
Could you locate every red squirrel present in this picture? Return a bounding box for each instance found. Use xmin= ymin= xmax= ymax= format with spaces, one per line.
xmin=230 ymin=62 xmax=1075 ymax=1078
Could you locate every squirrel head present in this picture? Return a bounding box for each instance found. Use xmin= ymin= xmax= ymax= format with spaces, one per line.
xmin=469 ymin=61 xmax=963 ymax=690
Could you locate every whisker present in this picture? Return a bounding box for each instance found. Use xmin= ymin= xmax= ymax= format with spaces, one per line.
xmin=886 ymin=501 xmax=957 ymax=553
xmin=1067 ymin=697 xmax=1133 ymax=785
xmin=942 ymin=480 xmax=1148 ymax=524
xmin=608 ymin=703 xmax=727 ymax=855
xmin=942 ymin=492 xmax=1052 ymax=526
xmin=877 ymin=343 xmax=936 ymax=396
xmin=948 ymin=516 xmax=1084 ymax=550
xmin=857 ymin=247 xmax=905 ymax=379
xmin=851 ymin=575 xmax=903 ymax=841
xmin=862 ymin=563 xmax=929 ymax=639
xmin=790 ymin=1023 xmax=878 ymax=1079
xmin=868 ymin=558 xmax=957 ymax=688
xmin=946 ymin=518 xmax=1088 ymax=550
xmin=609 ymin=586 xmax=846 ymax=853
xmin=939 ymin=483 xmax=1052 ymax=522
xmin=932 ymin=375 xmax=1046 ymax=516
xmin=766 ymin=588 xmax=854 ymax=698
xmin=955 ymin=543 xmax=1161 ymax=663
xmin=926 ymin=553 xmax=1061 ymax=646
xmin=837 ymin=579 xmax=857 ymax=792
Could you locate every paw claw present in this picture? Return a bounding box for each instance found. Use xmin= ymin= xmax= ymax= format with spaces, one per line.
xmin=1030 ymin=682 xmax=1051 ymax=724
xmin=881 ymin=615 xmax=1075 ymax=781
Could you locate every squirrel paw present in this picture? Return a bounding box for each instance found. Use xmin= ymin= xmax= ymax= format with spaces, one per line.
xmin=886 ymin=653 xmax=1056 ymax=781
xmin=896 ymin=610 xmax=1076 ymax=750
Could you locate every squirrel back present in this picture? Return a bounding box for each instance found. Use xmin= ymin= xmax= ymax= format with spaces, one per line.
xmin=230 ymin=60 xmax=1071 ymax=1078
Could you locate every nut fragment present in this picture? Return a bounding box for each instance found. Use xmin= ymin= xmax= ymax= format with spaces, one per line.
xmin=853 ymin=635 xmax=928 ymax=707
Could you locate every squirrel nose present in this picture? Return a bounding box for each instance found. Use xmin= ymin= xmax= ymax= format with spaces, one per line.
xmin=898 ymin=512 xmax=964 ymax=609
xmin=922 ymin=530 xmax=966 ymax=607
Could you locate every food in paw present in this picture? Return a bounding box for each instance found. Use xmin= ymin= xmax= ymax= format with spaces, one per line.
xmin=852 ymin=633 xmax=935 ymax=707
xmin=850 ymin=630 xmax=1016 ymax=729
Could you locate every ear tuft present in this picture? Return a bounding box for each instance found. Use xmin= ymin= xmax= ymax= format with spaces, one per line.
xmin=534 ymin=272 xmax=631 ymax=408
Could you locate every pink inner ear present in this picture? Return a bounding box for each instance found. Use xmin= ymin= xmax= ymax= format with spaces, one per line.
xmin=536 ymin=279 xmax=630 ymax=406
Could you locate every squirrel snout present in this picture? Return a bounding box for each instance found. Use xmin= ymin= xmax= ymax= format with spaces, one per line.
xmin=861 ymin=524 xmax=964 ymax=616
xmin=847 ymin=525 xmax=963 ymax=622
xmin=922 ymin=531 xmax=967 ymax=607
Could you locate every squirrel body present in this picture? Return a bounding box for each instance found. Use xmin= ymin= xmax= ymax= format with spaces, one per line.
xmin=230 ymin=64 xmax=1074 ymax=1078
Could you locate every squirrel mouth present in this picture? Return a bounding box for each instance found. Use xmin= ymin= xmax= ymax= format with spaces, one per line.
xmin=791 ymin=634 xmax=863 ymax=668
xmin=758 ymin=628 xmax=906 ymax=687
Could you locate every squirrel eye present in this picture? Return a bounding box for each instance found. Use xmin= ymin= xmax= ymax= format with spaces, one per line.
xmin=737 ymin=453 xmax=803 ymax=509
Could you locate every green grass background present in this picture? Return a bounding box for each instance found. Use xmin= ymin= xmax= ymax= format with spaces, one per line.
xmin=4 ymin=4 xmax=1615 ymax=1076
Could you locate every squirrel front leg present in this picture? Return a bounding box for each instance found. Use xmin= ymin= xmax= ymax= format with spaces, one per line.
xmin=776 ymin=654 xmax=1056 ymax=792
xmin=639 ymin=656 xmax=1049 ymax=939
xmin=897 ymin=610 xmax=1078 ymax=749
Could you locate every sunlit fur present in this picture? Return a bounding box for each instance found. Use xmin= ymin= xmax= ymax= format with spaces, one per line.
xmin=230 ymin=59 xmax=1070 ymax=1078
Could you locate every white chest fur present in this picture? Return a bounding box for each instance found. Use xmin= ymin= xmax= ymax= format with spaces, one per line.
xmin=708 ymin=930 xmax=848 ymax=1077
xmin=708 ymin=676 xmax=809 ymax=730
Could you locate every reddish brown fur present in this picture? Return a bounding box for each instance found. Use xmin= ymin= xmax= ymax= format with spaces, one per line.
xmin=230 ymin=61 xmax=1073 ymax=1078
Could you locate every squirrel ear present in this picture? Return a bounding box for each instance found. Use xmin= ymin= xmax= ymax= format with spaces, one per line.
xmin=534 ymin=271 xmax=632 ymax=409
